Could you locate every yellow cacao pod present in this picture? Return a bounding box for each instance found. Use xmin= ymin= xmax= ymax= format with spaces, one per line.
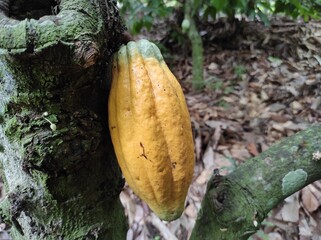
xmin=108 ymin=39 xmax=195 ymax=221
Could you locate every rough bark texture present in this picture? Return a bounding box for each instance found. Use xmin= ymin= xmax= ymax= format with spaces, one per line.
xmin=0 ymin=0 xmax=127 ymax=239
xmin=191 ymin=123 xmax=321 ymax=240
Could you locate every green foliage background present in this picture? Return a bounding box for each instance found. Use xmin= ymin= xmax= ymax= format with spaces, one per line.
xmin=117 ymin=0 xmax=321 ymax=90
xmin=118 ymin=0 xmax=321 ymax=35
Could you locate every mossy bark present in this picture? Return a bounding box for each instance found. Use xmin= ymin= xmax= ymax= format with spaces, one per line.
xmin=191 ymin=123 xmax=321 ymax=240
xmin=0 ymin=0 xmax=127 ymax=239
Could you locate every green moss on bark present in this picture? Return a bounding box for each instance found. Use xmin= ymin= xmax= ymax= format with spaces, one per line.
xmin=0 ymin=0 xmax=128 ymax=239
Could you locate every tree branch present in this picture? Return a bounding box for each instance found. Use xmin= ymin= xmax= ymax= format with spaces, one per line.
xmin=191 ymin=123 xmax=321 ymax=240
xmin=0 ymin=0 xmax=124 ymax=57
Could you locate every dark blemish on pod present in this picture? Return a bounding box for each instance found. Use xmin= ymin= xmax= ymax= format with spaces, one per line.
xmin=139 ymin=142 xmax=149 ymax=161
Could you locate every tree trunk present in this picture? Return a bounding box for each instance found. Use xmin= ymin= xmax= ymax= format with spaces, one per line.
xmin=0 ymin=0 xmax=127 ymax=239
xmin=183 ymin=0 xmax=204 ymax=90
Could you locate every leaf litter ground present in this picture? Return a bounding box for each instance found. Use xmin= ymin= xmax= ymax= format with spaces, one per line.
xmin=120 ymin=18 xmax=321 ymax=240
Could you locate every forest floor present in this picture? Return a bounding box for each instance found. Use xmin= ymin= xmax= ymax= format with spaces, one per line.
xmin=120 ymin=17 xmax=321 ymax=240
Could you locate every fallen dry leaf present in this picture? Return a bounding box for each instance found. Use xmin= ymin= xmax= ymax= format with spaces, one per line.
xmin=274 ymin=193 xmax=300 ymax=223
xmin=184 ymin=204 xmax=198 ymax=219
xmin=203 ymin=145 xmax=215 ymax=170
xmin=247 ymin=142 xmax=259 ymax=156
xmin=301 ymin=186 xmax=320 ymax=212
